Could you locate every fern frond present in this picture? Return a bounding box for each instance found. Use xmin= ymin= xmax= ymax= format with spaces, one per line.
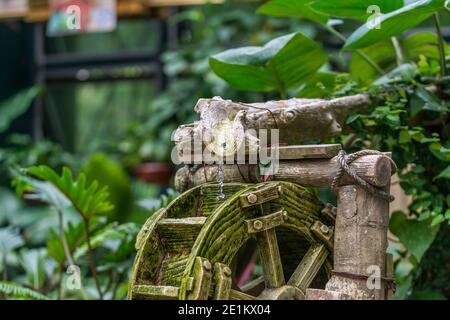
xmin=0 ymin=282 xmax=48 ymax=300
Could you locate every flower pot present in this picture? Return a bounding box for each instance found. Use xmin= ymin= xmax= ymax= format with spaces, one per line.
xmin=134 ymin=162 xmax=173 ymax=186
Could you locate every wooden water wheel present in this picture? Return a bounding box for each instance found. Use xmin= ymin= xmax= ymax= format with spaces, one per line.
xmin=128 ymin=181 xmax=335 ymax=300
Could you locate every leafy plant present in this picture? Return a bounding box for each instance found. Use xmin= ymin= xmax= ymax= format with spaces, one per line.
xmin=0 ymin=86 xmax=43 ymax=135
xmin=343 ymin=0 xmax=446 ymax=49
xmin=210 ymin=32 xmax=327 ymax=97
xmin=81 ymin=153 xmax=132 ymax=222
xmin=0 ymin=281 xmax=48 ymax=300
xmin=13 ymin=166 xmax=114 ymax=299
xmin=0 ymin=227 xmax=24 ymax=281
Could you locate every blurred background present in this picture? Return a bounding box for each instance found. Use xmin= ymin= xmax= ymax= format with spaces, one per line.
xmin=0 ymin=0 xmax=449 ymax=300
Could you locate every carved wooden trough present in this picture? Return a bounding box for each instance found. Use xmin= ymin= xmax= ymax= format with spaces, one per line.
xmin=128 ymin=94 xmax=396 ymax=300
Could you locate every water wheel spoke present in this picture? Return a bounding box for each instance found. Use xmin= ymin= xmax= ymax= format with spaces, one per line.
xmin=229 ymin=289 xmax=259 ymax=300
xmin=256 ymin=229 xmax=285 ymax=288
xmin=287 ymin=243 xmax=328 ymax=291
xmin=239 ymin=276 xmax=265 ymax=295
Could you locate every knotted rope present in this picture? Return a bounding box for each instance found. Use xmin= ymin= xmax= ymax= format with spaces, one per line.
xmin=331 ymin=150 xmax=396 ymax=202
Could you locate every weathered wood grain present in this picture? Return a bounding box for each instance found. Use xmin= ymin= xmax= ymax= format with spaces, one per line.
xmin=325 ymin=184 xmax=390 ymax=300
xmin=175 ymin=153 xmax=394 ymax=192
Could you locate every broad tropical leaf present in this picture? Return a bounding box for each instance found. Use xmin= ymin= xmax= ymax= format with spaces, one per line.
xmin=373 ymin=63 xmax=418 ymax=85
xmin=0 ymin=282 xmax=48 ymax=300
xmin=402 ymin=32 xmax=450 ymax=60
xmin=310 ymin=0 xmax=404 ymax=21
xmin=350 ymin=32 xmax=448 ymax=84
xmin=350 ymin=40 xmax=396 ymax=83
xmin=257 ymin=0 xmax=328 ymax=24
xmin=0 ymin=86 xmax=43 ymax=134
xmin=344 ymin=0 xmax=446 ymax=50
xmin=389 ymin=211 xmax=440 ymax=261
xmin=13 ymin=175 xmax=70 ymax=211
xmin=21 ymin=166 xmax=114 ymax=219
xmin=209 ymin=32 xmax=328 ymax=93
xmin=435 ymin=165 xmax=450 ymax=180
xmin=294 ymin=71 xmax=337 ymax=98
xmin=47 ymin=221 xmax=86 ymax=265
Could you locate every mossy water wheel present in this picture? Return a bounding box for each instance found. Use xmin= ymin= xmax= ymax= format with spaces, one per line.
xmin=128 ymin=181 xmax=334 ymax=300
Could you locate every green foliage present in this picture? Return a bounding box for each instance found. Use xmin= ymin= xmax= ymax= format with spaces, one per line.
xmin=0 ymin=86 xmax=43 ymax=134
xmin=73 ymin=222 xmax=138 ymax=261
xmin=0 ymin=282 xmax=48 ymax=300
xmin=137 ymin=188 xmax=179 ymax=212
xmin=311 ymin=0 xmax=404 ymax=21
xmin=257 ymin=0 xmax=328 ymax=24
xmin=344 ymin=0 xmax=446 ymax=49
xmin=0 ymin=134 xmax=78 ymax=183
xmin=350 ymin=32 xmax=449 ymax=84
xmin=0 ymin=227 xmax=24 ymax=254
xmin=1 ymin=0 xmax=448 ymax=301
xmin=0 ymin=187 xmax=20 ymax=224
xmin=20 ymin=166 xmax=114 ymax=220
xmin=294 ymin=71 xmax=337 ymax=98
xmin=210 ymin=32 xmax=327 ymax=95
xmin=18 ymin=248 xmax=47 ymax=290
xmin=390 ymin=211 xmax=439 ymax=260
xmin=46 ymin=221 xmax=85 ymax=266
xmin=82 ymin=153 xmax=132 ymax=221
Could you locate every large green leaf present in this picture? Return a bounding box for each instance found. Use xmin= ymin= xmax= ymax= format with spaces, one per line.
xmin=389 ymin=211 xmax=440 ymax=261
xmin=257 ymin=0 xmax=328 ymax=24
xmin=294 ymin=71 xmax=337 ymax=98
xmin=350 ymin=32 xmax=447 ymax=84
xmin=434 ymin=165 xmax=450 ymax=180
xmin=209 ymin=32 xmax=328 ymax=93
xmin=403 ymin=32 xmax=450 ymax=60
xmin=344 ymin=0 xmax=446 ymax=50
xmin=373 ymin=63 xmax=418 ymax=85
xmin=0 ymin=86 xmax=43 ymax=134
xmin=82 ymin=153 xmax=132 ymax=222
xmin=17 ymin=166 xmax=114 ymax=220
xmin=311 ymin=0 xmax=404 ymax=21
xmin=350 ymin=40 xmax=396 ymax=84
xmin=47 ymin=221 xmax=86 ymax=266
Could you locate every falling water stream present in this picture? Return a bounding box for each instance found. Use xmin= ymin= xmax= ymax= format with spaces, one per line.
xmin=216 ymin=160 xmax=225 ymax=200
xmin=216 ymin=141 xmax=226 ymax=200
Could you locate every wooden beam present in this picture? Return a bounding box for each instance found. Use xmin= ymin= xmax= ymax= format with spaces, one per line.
xmin=175 ymin=153 xmax=395 ymax=192
xmin=325 ymin=183 xmax=391 ymax=300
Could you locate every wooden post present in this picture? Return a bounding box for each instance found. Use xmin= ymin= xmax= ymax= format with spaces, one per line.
xmin=325 ymin=182 xmax=391 ymax=299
